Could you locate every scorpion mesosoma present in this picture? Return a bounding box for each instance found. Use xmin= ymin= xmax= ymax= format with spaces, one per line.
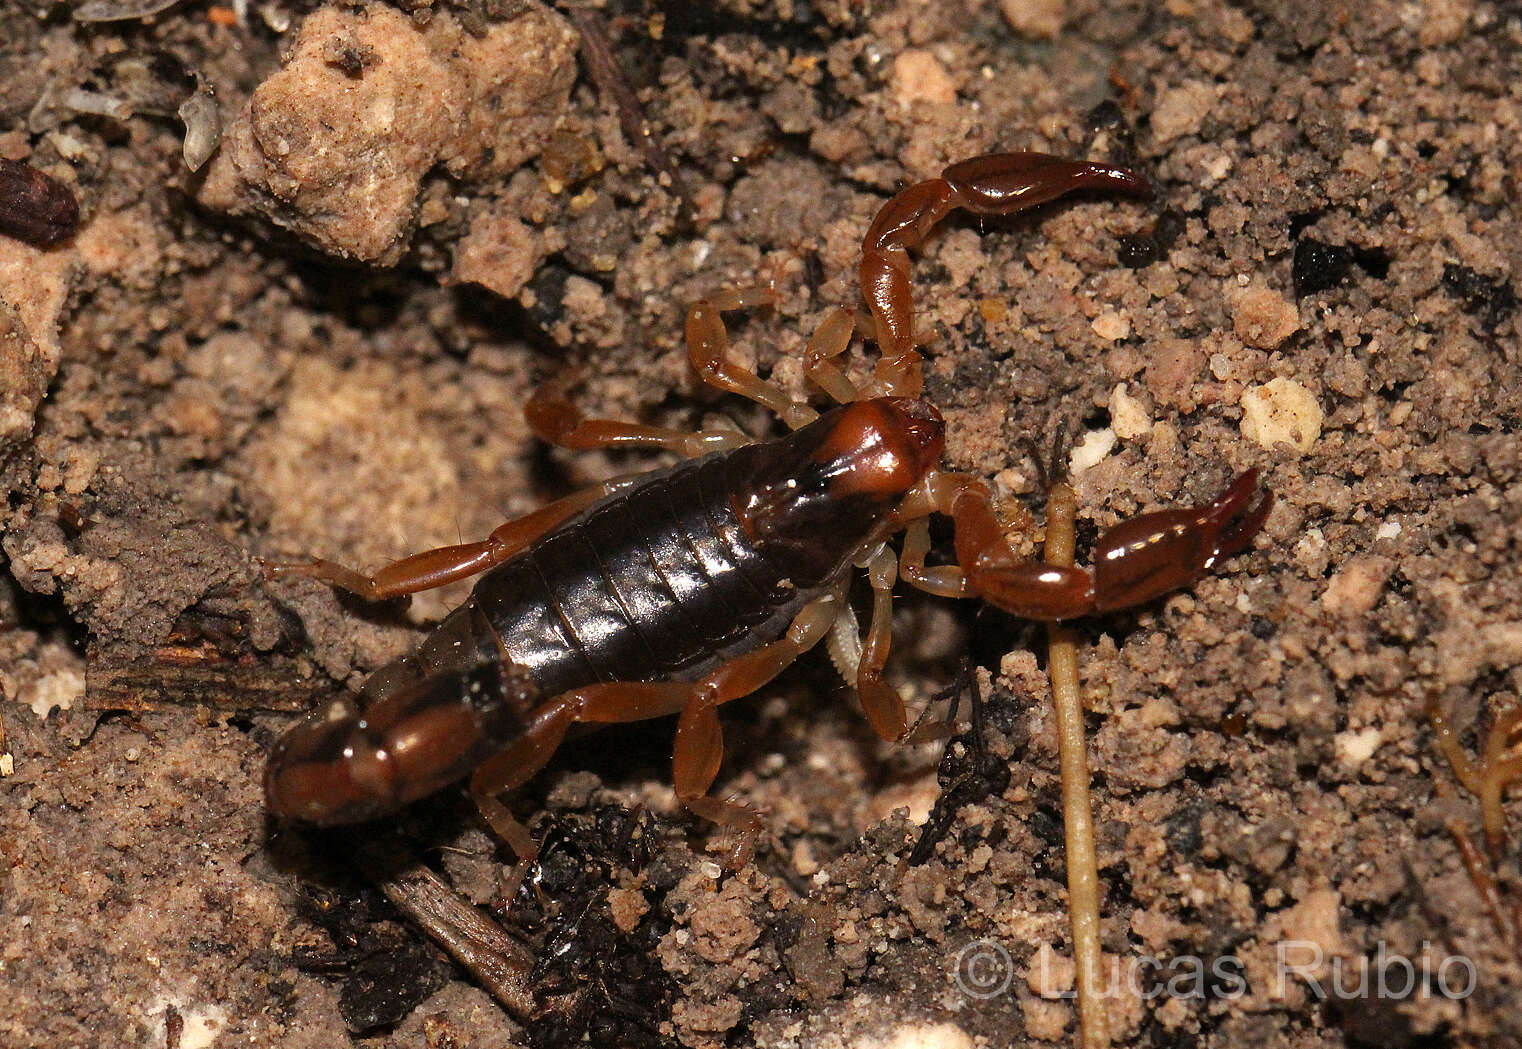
xmin=264 ymin=152 xmax=1272 ymax=859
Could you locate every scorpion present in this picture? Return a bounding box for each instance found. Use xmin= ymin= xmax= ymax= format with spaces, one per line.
xmin=263 ymin=152 xmax=1273 ymax=861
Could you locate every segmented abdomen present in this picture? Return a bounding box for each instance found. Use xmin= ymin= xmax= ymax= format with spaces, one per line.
xmin=468 ymin=446 xmax=802 ymax=698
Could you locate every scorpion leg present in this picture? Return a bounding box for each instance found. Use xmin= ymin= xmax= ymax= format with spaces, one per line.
xmin=897 ymin=493 xmax=1041 ymax=600
xmin=264 ymin=476 xmax=637 ymax=601
xmin=687 ymin=285 xmax=823 ymax=430
xmin=670 ymin=593 xmax=839 ymax=863
xmin=899 ymin=517 xmax=973 ymax=598
xmin=893 ymin=471 xmax=1036 ymax=599
xmin=859 ymin=153 xmax=1150 ymax=398
xmin=854 ymin=545 xmax=909 ymax=741
xmin=471 ymin=594 xmax=840 ymax=865
xmin=893 ymin=468 xmax=1271 ymax=620
xmin=800 ymin=307 xmax=860 ymax=404
xmin=468 ymin=702 xmax=576 ymax=863
xmin=526 ymin=375 xmax=750 ymax=456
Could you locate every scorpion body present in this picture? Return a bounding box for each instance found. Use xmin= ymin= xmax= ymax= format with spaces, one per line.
xmin=264 ymin=153 xmax=1272 ymax=854
xmin=268 ymin=398 xmax=943 ymax=830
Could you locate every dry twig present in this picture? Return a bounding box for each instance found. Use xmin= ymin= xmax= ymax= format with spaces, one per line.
xmin=1044 ymin=479 xmax=1108 ymax=1049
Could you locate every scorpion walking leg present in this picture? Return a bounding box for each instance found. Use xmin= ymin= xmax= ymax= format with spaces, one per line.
xmin=898 ymin=518 xmax=973 ymax=598
xmin=265 ymin=476 xmax=637 ymax=601
xmin=687 ymin=286 xmax=824 ymax=430
xmin=829 ymin=540 xmax=960 ymax=745
xmin=531 ymin=294 xmax=857 ymax=454
xmin=671 ymin=594 xmax=839 ymax=862
xmin=859 ymin=153 xmax=1151 ymax=398
xmin=468 ymin=702 xmax=578 ymax=863
xmin=700 ymin=296 xmax=860 ymax=406
xmin=470 ymin=595 xmax=841 ymax=865
xmin=526 ymin=375 xmax=751 ymax=456
xmin=893 ymin=468 xmax=1271 ymax=619
xmin=854 ymin=545 xmax=909 ymax=741
xmin=800 ymin=307 xmax=860 ymax=404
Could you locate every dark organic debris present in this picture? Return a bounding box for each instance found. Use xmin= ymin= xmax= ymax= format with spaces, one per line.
xmin=1117 ymin=208 xmax=1184 ymax=268
xmin=339 ymin=937 xmax=452 ymax=1032
xmin=1442 ymin=263 xmax=1518 ymax=328
xmin=1293 ymin=237 xmax=1391 ymax=298
xmin=0 ymin=158 xmax=80 ymax=247
xmin=1084 ymin=98 xmax=1143 ymax=174
xmin=291 ymin=882 xmax=454 ymax=1033
xmin=1293 ymin=238 xmax=1355 ymax=297
xmin=503 ymin=806 xmax=676 ymax=1049
xmin=908 ymin=663 xmax=1013 ymax=867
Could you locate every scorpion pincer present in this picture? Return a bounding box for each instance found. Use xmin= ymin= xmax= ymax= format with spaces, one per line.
xmin=263 ymin=152 xmax=1273 ymax=860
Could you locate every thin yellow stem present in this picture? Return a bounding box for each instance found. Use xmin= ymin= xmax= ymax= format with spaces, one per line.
xmin=1045 ymin=480 xmax=1108 ymax=1049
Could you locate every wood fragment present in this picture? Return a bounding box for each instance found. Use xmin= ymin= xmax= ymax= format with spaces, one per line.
xmin=0 ymin=706 xmax=11 ymax=778
xmin=344 ymin=833 xmax=539 ymax=1019
xmin=86 ymin=651 xmax=328 ymax=713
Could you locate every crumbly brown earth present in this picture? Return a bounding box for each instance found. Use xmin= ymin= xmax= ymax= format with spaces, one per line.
xmin=2 ymin=1 xmax=1519 ymax=1047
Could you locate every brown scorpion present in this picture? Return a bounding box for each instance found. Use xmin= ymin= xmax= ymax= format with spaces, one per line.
xmin=263 ymin=152 xmax=1272 ymax=860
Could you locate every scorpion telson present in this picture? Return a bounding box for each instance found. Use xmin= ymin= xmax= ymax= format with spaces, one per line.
xmin=264 ymin=153 xmax=1272 ymax=858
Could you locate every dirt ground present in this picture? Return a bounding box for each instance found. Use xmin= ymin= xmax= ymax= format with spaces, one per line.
xmin=2 ymin=0 xmax=1520 ymax=1047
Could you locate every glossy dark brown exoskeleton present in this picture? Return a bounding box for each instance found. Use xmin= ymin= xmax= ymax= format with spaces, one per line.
xmin=263 ymin=153 xmax=1272 ymax=860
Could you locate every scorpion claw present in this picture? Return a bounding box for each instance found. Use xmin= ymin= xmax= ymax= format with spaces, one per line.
xmin=1203 ymin=468 xmax=1274 ymax=563
xmin=931 ymin=466 xmax=1273 ymax=621
xmin=1091 ymin=469 xmax=1273 ymax=613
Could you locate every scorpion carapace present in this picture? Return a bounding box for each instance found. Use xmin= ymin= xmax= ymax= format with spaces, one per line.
xmin=264 ymin=152 xmax=1272 ymax=856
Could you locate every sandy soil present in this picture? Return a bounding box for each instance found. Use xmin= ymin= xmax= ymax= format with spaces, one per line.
xmin=2 ymin=1 xmax=1519 ymax=1047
